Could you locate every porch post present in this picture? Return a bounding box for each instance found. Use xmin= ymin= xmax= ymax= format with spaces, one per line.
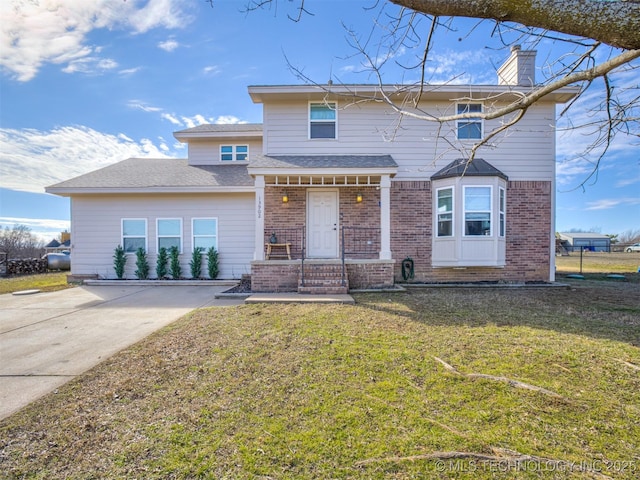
xmin=379 ymin=174 xmax=392 ymax=260
xmin=254 ymin=175 xmax=265 ymax=261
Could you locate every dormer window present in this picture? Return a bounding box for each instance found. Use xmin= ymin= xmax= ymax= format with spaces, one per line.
xmin=309 ymin=102 xmax=337 ymax=139
xmin=221 ymin=145 xmax=248 ymax=161
xmin=456 ymin=103 xmax=483 ymax=140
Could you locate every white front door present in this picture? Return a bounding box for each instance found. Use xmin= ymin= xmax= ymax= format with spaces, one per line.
xmin=307 ymin=189 xmax=339 ymax=258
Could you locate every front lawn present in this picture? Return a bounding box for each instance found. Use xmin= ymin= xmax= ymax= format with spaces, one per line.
xmin=0 ymin=272 xmax=71 ymax=295
xmin=1 ymin=279 xmax=639 ymax=479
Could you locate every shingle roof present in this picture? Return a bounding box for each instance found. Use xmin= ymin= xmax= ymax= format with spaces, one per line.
xmin=45 ymin=239 xmax=61 ymax=248
xmin=250 ymin=155 xmax=398 ymax=169
xmin=174 ymin=123 xmax=263 ymax=135
xmin=431 ymin=158 xmax=508 ymax=181
xmin=46 ymin=158 xmax=253 ymax=193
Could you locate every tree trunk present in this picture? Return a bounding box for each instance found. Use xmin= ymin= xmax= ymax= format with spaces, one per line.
xmin=391 ymin=0 xmax=640 ymax=49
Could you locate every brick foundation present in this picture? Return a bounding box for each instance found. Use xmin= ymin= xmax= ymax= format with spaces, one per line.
xmin=346 ymin=261 xmax=395 ymax=289
xmin=251 ymin=260 xmax=395 ymax=292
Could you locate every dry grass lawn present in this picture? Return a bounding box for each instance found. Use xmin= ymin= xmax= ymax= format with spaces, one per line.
xmin=0 ymin=272 xmax=71 ymax=295
xmin=1 ymin=277 xmax=639 ymax=479
xmin=555 ymin=251 xmax=639 ymax=274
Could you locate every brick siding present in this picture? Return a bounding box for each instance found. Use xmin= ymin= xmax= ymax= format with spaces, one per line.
xmin=390 ymin=180 xmax=552 ymax=283
xmin=253 ymin=181 xmax=552 ymax=291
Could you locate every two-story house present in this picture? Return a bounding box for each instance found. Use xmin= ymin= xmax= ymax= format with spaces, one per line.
xmin=46 ymin=47 xmax=578 ymax=292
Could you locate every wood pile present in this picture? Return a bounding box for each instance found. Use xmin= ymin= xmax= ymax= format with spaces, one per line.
xmin=6 ymin=258 xmax=48 ymax=275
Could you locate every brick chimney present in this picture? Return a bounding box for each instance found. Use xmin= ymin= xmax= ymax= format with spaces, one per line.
xmin=497 ymin=45 xmax=537 ymax=87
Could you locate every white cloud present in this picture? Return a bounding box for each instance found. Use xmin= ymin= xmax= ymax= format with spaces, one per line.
xmin=161 ymin=113 xmax=183 ymax=125
xmin=203 ymin=65 xmax=221 ymax=76
xmin=127 ymin=101 xmax=249 ymax=128
xmin=62 ymin=57 xmax=118 ymax=75
xmin=0 ymin=126 xmax=172 ymax=193
xmin=213 ymin=115 xmax=247 ymax=125
xmin=1 ymin=0 xmax=192 ymax=81
xmin=128 ymin=101 xmax=163 ymax=113
xmin=119 ymin=66 xmax=142 ymax=76
xmin=585 ymin=198 xmax=640 ymax=211
xmin=158 ymin=38 xmax=180 ymax=52
xmin=0 ymin=217 xmax=71 ymax=242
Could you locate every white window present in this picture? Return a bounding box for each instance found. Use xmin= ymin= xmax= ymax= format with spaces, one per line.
xmin=309 ymin=102 xmax=337 ymax=139
xmin=464 ymin=186 xmax=492 ymax=236
xmin=436 ymin=187 xmax=453 ymax=237
xmin=499 ymin=187 xmax=506 ymax=237
xmin=220 ymin=145 xmax=248 ymax=161
xmin=157 ymin=218 xmax=182 ymax=252
xmin=432 ymin=179 xmax=507 ymax=268
xmin=457 ymin=103 xmax=482 ymax=140
xmin=192 ymin=218 xmax=218 ymax=251
xmin=122 ymin=219 xmax=147 ymax=253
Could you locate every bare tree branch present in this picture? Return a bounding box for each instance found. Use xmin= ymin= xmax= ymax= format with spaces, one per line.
xmin=390 ymin=0 xmax=640 ymax=49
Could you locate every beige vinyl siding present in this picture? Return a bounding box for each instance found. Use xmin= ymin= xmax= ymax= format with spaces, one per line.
xmin=187 ymin=139 xmax=263 ymax=165
xmin=69 ymin=193 xmax=254 ymax=279
xmin=263 ymin=100 xmax=557 ymax=181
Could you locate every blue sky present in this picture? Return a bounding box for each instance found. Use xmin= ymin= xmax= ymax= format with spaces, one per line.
xmin=1 ymin=0 xmax=638 ymax=241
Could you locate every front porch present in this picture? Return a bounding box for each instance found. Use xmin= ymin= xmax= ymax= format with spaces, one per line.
xmin=251 ymin=223 xmax=395 ymax=293
xmin=248 ymin=154 xmax=398 ymax=293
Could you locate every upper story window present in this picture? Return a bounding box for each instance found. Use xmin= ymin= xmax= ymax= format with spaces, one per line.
xmin=157 ymin=218 xmax=182 ymax=253
xmin=221 ymin=145 xmax=248 ymax=161
xmin=122 ymin=219 xmax=147 ymax=253
xmin=456 ymin=103 xmax=482 ymax=140
xmin=436 ymin=187 xmax=453 ymax=237
xmin=464 ymin=186 xmax=492 ymax=236
xmin=309 ymin=102 xmax=337 ymax=139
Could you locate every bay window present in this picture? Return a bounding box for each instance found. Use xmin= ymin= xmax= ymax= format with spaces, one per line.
xmin=437 ymin=187 xmax=453 ymax=237
xmin=464 ymin=186 xmax=492 ymax=236
xmin=431 ymin=159 xmax=507 ymax=267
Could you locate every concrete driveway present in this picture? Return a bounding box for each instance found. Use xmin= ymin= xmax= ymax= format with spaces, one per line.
xmin=0 ymin=285 xmax=243 ymax=420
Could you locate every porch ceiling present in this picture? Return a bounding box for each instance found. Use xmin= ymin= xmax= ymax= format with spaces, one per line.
xmin=265 ymin=174 xmax=386 ymax=186
xmin=248 ymin=154 xmax=397 ymax=186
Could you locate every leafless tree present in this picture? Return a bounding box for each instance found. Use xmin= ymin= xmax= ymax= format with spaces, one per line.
xmin=0 ymin=225 xmax=45 ymax=259
xmin=617 ymin=228 xmax=640 ymax=245
xmin=209 ymin=0 xmax=639 ymax=187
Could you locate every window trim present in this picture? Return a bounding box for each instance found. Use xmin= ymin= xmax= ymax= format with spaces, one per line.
xmin=220 ymin=144 xmax=249 ymax=162
xmin=456 ymin=102 xmax=483 ymax=140
xmin=192 ymin=217 xmax=218 ymax=252
xmin=121 ymin=218 xmax=147 ymax=254
xmin=436 ymin=186 xmax=454 ymax=237
xmin=157 ymin=218 xmax=183 ymax=254
xmin=499 ymin=187 xmax=506 ymax=238
xmin=463 ymin=185 xmax=493 ymax=237
xmin=309 ymin=101 xmax=337 ymax=140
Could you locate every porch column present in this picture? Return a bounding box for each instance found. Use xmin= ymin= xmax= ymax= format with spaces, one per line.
xmin=379 ymin=174 xmax=392 ymax=260
xmin=254 ymin=175 xmax=265 ymax=261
